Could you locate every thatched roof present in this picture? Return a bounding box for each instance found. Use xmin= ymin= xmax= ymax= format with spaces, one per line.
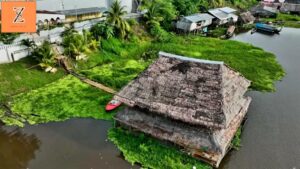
xmin=114 ymin=52 xmax=251 ymax=129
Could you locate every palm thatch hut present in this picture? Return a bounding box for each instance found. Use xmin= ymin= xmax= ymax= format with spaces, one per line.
xmin=113 ymin=52 xmax=251 ymax=167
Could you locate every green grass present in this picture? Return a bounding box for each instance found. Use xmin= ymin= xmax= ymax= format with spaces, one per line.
xmin=108 ymin=127 xmax=212 ymax=169
xmin=262 ymin=13 xmax=300 ymax=28
xmin=82 ymin=35 xmax=285 ymax=92
xmin=0 ymin=57 xmax=65 ymax=102
xmin=231 ymin=127 xmax=242 ymax=150
xmin=0 ymin=106 xmax=5 ymax=118
xmin=81 ymin=59 xmax=149 ymax=89
xmin=5 ymin=75 xmax=114 ymax=126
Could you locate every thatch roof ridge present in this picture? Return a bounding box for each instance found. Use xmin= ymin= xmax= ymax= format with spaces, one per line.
xmin=159 ymin=51 xmax=224 ymax=65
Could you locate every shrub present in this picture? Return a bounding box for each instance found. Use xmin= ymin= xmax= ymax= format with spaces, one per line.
xmin=90 ymin=23 xmax=115 ymax=40
xmin=127 ymin=19 xmax=138 ymax=26
xmin=149 ymin=24 xmax=172 ymax=42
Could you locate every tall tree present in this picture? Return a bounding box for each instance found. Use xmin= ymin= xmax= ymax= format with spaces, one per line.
xmin=141 ymin=0 xmax=176 ymax=30
xmin=107 ymin=0 xmax=130 ymax=39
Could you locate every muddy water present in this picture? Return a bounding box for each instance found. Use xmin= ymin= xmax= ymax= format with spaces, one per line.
xmin=0 ymin=119 xmax=135 ymax=169
xmin=0 ymin=28 xmax=300 ymax=169
xmin=221 ymin=28 xmax=300 ymax=169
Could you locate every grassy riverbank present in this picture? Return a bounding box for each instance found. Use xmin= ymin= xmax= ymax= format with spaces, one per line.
xmin=262 ymin=13 xmax=300 ymax=28
xmin=0 ymin=57 xmax=65 ymax=102
xmin=2 ymin=75 xmax=113 ymax=126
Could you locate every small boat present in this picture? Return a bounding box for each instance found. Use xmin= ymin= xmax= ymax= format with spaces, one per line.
xmin=226 ymin=25 xmax=235 ymax=38
xmin=105 ymin=99 xmax=122 ymax=111
xmin=255 ymin=23 xmax=282 ymax=34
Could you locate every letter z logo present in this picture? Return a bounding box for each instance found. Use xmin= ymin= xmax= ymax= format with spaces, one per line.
xmin=13 ymin=7 xmax=25 ymax=23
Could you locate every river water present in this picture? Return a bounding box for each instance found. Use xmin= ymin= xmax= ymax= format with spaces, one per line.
xmin=221 ymin=27 xmax=300 ymax=169
xmin=0 ymin=28 xmax=299 ymax=169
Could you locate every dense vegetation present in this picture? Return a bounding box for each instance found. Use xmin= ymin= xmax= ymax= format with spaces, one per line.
xmin=80 ymin=35 xmax=285 ymax=92
xmin=0 ymin=57 xmax=64 ymax=102
xmin=171 ymin=0 xmax=257 ymax=16
xmin=1 ymin=75 xmax=114 ymax=126
xmin=108 ymin=127 xmax=212 ymax=169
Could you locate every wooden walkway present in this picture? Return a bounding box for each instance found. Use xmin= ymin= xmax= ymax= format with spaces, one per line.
xmin=82 ymin=79 xmax=116 ymax=94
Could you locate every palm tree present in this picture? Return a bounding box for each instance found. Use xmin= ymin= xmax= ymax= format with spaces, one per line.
xmin=107 ymin=0 xmax=130 ymax=38
xmin=144 ymin=3 xmax=163 ymax=27
xmin=62 ymin=32 xmax=90 ymax=58
xmin=61 ymin=26 xmax=77 ymax=37
xmin=21 ymin=39 xmax=37 ymax=53
xmin=31 ymin=41 xmax=56 ymax=67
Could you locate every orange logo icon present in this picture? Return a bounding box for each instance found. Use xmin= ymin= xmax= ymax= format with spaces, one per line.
xmin=1 ymin=1 xmax=36 ymax=33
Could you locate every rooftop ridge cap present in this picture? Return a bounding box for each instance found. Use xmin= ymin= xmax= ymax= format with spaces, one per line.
xmin=159 ymin=51 xmax=224 ymax=65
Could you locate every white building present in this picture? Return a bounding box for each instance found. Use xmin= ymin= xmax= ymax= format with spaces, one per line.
xmin=176 ymin=14 xmax=215 ymax=32
xmin=37 ymin=11 xmax=66 ymax=25
xmin=208 ymin=7 xmax=238 ymax=25
xmin=37 ymin=0 xmax=134 ymax=13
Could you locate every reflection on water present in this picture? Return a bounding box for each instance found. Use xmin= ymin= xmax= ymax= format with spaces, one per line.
xmin=0 ymin=119 xmax=135 ymax=169
xmin=0 ymin=126 xmax=41 ymax=169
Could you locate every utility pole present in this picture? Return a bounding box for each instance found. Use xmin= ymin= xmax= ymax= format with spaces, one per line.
xmin=60 ymin=0 xmax=65 ymax=11
xmin=75 ymin=5 xmax=78 ymax=21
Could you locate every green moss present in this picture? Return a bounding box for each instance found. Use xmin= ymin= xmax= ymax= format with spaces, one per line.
xmin=108 ymin=127 xmax=212 ymax=169
xmin=0 ymin=57 xmax=65 ymax=102
xmin=8 ymin=75 xmax=114 ymax=126
xmin=81 ymin=59 xmax=149 ymax=89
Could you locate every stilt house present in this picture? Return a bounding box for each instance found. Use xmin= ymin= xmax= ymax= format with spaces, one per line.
xmin=176 ymin=14 xmax=215 ymax=33
xmin=114 ymin=52 xmax=252 ymax=167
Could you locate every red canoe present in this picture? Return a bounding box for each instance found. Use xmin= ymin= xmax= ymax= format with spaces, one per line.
xmin=105 ymin=100 xmax=122 ymax=111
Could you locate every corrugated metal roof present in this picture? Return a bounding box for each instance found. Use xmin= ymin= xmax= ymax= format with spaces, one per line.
xmin=219 ymin=7 xmax=237 ymax=14
xmin=208 ymin=9 xmax=229 ymax=19
xmin=184 ymin=13 xmax=215 ymax=22
xmin=56 ymin=7 xmax=107 ymax=16
xmin=37 ymin=10 xmax=62 ymax=15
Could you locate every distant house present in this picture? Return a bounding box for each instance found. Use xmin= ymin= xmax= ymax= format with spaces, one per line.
xmin=176 ymin=13 xmax=215 ymax=32
xmin=281 ymin=0 xmax=300 ymax=13
xmin=114 ymin=51 xmax=251 ymax=167
xmin=285 ymin=0 xmax=300 ymax=3
xmin=239 ymin=11 xmax=256 ymax=24
xmin=55 ymin=7 xmax=108 ymax=23
xmin=208 ymin=7 xmax=238 ymax=25
xmin=251 ymin=5 xmax=278 ymax=17
xmin=36 ymin=11 xmax=66 ymax=28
